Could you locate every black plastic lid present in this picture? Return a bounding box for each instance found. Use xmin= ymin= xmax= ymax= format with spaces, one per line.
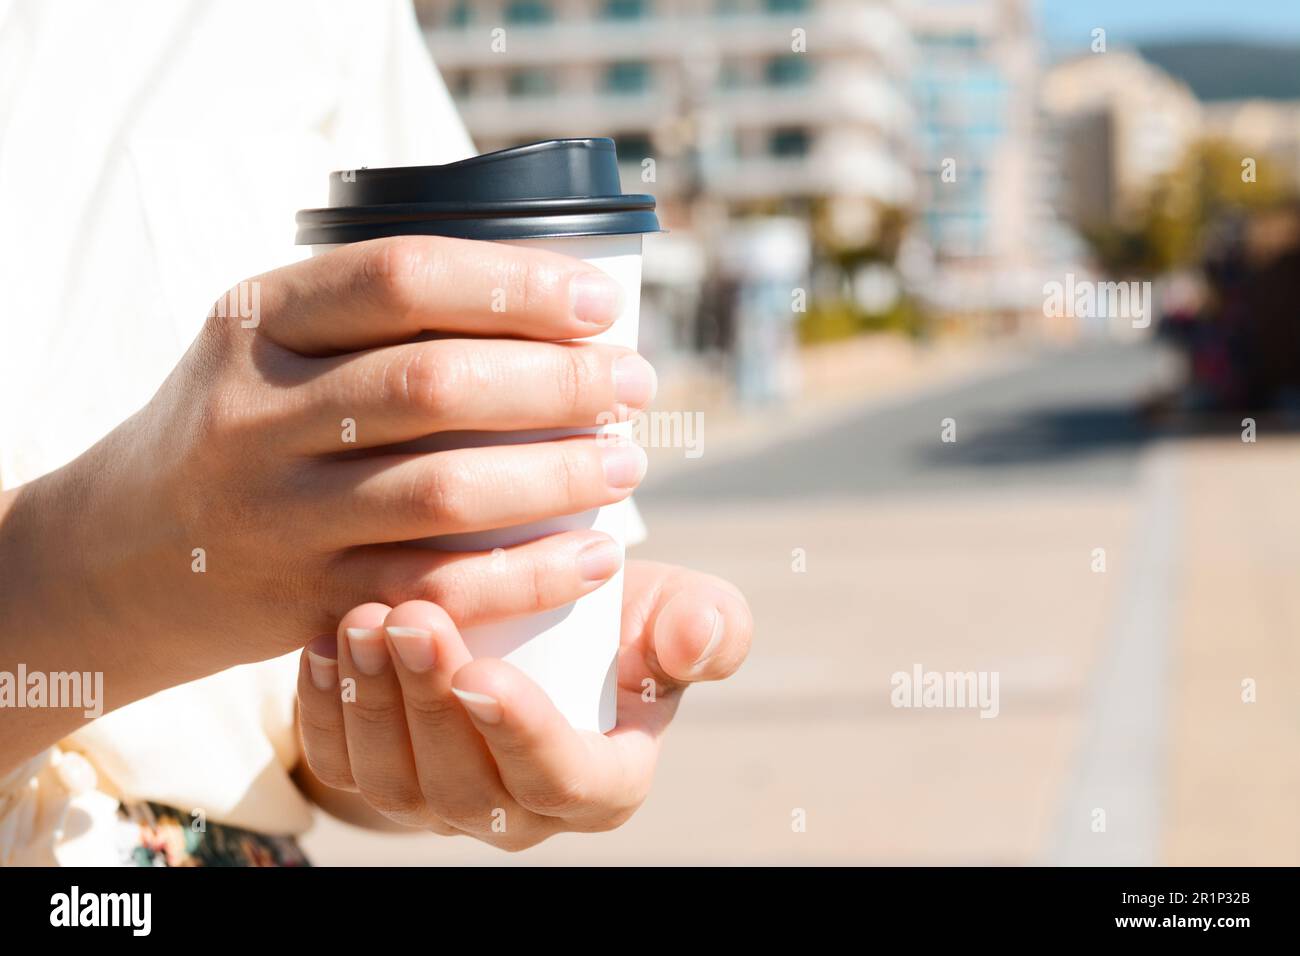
xmin=296 ymin=138 xmax=660 ymax=244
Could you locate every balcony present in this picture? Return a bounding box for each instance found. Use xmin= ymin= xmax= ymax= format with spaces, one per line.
xmin=452 ymin=91 xmax=674 ymax=140
xmin=448 ymin=72 xmax=913 ymax=142
xmin=609 ymin=149 xmax=913 ymax=205
xmin=702 ymin=151 xmax=914 ymax=205
xmin=712 ymin=76 xmax=913 ymax=134
xmin=423 ymin=5 xmax=912 ymax=73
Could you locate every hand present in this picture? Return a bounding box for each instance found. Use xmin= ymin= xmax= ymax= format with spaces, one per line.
xmin=295 ymin=559 xmax=752 ymax=849
xmin=1 ymin=236 xmax=655 ymax=733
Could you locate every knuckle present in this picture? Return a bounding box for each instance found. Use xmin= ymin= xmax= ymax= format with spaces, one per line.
xmin=342 ymin=693 xmax=401 ymax=730
xmin=391 ymin=345 xmax=460 ymax=419
xmin=297 ymin=701 xmax=342 ymax=741
xmin=555 ymin=348 xmax=583 ymax=414
xmin=414 ymin=458 xmax=472 ymax=527
xmin=424 ymin=818 xmax=461 ymax=838
xmin=426 ymin=795 xmax=494 ymax=833
xmin=526 ymin=552 xmax=551 ymax=613
xmin=510 ymin=255 xmax=561 ymax=319
xmin=401 ymin=692 xmax=461 ymax=737
xmin=359 ymin=237 xmax=431 ymax=320
xmin=411 ymin=568 xmax=465 ymax=620
xmin=515 ymin=775 xmax=588 ymax=817
xmin=552 ymin=444 xmax=591 ymax=508
xmin=304 ymin=753 xmax=356 ymax=793
xmin=360 ymin=782 xmax=427 ymax=822
xmin=521 ymin=541 xmax=578 ymax=613
xmin=558 ymin=346 xmax=598 ymax=415
xmin=296 ymin=724 xmax=356 ymax=791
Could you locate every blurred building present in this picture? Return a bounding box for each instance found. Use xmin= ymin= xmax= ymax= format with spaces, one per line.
xmin=900 ymin=0 xmax=1050 ymax=325
xmin=416 ymin=0 xmax=920 ymax=384
xmin=1202 ymin=98 xmax=1300 ymax=192
xmin=415 ymin=0 xmax=915 ymax=233
xmin=1042 ymin=50 xmax=1203 ymax=228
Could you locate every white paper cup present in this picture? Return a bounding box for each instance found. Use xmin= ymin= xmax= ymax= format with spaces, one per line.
xmin=299 ymin=141 xmax=656 ymax=732
xmin=395 ymin=234 xmax=642 ymax=733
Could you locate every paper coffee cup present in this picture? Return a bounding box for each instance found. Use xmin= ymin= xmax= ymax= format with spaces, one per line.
xmin=296 ymin=140 xmax=659 ymax=732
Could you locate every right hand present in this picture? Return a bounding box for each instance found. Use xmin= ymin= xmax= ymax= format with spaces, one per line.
xmin=8 ymin=236 xmax=655 ymax=706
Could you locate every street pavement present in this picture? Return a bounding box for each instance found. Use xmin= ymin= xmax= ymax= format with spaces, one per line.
xmin=301 ymin=338 xmax=1300 ymax=865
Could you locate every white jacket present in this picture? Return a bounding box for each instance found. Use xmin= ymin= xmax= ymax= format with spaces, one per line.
xmin=0 ymin=0 xmax=473 ymax=865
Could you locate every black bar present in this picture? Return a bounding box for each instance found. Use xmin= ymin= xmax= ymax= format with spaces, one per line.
xmin=0 ymin=866 xmax=1282 ymax=941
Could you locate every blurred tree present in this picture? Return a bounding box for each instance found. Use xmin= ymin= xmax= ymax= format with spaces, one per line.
xmin=811 ymin=200 xmax=911 ymax=268
xmin=1083 ymin=137 xmax=1296 ymax=274
xmin=796 ymin=200 xmax=925 ymax=343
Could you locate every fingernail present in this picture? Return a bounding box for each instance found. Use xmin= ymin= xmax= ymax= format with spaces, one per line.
xmin=306 ymin=634 xmax=337 ymax=691
xmin=345 ymin=627 xmax=388 ymax=676
xmin=600 ymin=442 xmax=647 ymax=490
xmin=385 ymin=626 xmax=437 ymax=674
xmin=452 ymin=688 xmax=503 ymax=725
xmin=613 ymin=354 xmax=657 ymax=408
xmin=578 ymin=537 xmax=623 ymax=582
xmin=569 ymin=272 xmax=622 ymax=326
xmin=691 ymin=608 xmax=725 ymax=674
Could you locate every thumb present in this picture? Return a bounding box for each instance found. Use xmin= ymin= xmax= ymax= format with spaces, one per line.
xmin=648 ymin=575 xmax=753 ymax=688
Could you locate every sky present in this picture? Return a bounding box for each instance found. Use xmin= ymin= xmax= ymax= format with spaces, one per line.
xmin=1036 ymin=0 xmax=1300 ymax=52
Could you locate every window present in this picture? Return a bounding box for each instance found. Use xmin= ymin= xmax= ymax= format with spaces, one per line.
xmin=717 ymin=61 xmax=745 ymax=89
xmin=505 ymin=0 xmax=552 ymax=24
xmin=768 ymin=128 xmax=810 ymax=157
xmin=919 ymin=32 xmax=984 ymax=54
xmin=603 ymin=61 xmax=652 ymax=95
xmin=614 ymin=134 xmax=654 ymax=163
xmin=602 ymin=0 xmax=649 ymax=19
xmin=507 ymin=69 xmax=555 ymax=97
xmin=936 ymin=214 xmax=986 ymax=255
xmin=449 ymin=71 xmax=474 ymax=98
xmin=447 ymin=0 xmax=471 ymax=26
xmin=764 ymin=55 xmax=812 ymax=87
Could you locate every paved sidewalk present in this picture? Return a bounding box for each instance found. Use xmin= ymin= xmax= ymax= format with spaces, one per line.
xmin=1163 ymin=436 xmax=1300 ymax=865
xmin=299 ymin=345 xmax=1300 ymax=865
xmin=302 ymin=490 xmax=1132 ymax=864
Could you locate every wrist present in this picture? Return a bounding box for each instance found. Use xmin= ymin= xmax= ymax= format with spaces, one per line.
xmin=0 ymin=456 xmax=154 ymax=713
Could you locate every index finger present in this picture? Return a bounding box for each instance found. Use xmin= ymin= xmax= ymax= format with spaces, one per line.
xmin=255 ymin=235 xmax=624 ymax=355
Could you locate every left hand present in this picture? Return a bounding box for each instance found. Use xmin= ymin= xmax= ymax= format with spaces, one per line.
xmin=295 ymin=559 xmax=752 ymax=849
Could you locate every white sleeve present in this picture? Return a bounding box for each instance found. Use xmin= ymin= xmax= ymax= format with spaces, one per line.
xmin=0 ymin=749 xmax=123 ymax=867
xmin=328 ymin=0 xmax=475 ymax=169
